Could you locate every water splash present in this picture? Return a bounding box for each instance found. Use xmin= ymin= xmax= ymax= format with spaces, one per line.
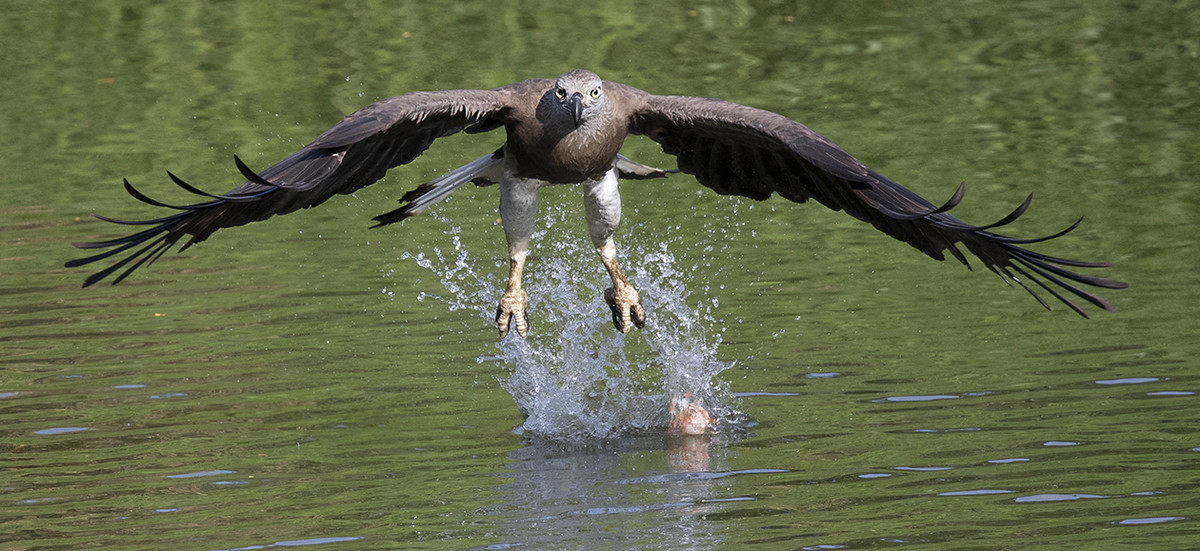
xmin=384 ymin=204 xmax=744 ymax=441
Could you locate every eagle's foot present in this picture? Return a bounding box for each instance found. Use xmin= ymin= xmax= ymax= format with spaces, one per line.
xmin=496 ymin=288 xmax=529 ymax=338
xmin=604 ymin=284 xmax=646 ymax=333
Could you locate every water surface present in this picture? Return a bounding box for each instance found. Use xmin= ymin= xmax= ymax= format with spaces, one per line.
xmin=2 ymin=1 xmax=1198 ymax=549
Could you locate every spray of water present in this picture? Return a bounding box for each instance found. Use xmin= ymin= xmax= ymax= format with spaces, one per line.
xmin=382 ymin=201 xmax=745 ymax=440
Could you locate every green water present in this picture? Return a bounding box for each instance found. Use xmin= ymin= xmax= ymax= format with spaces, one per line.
xmin=3 ymin=1 xmax=1198 ymax=549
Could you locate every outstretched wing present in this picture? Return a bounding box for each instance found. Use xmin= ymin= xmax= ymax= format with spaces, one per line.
xmin=614 ymin=84 xmax=1126 ymax=318
xmin=66 ymin=85 xmax=529 ymax=287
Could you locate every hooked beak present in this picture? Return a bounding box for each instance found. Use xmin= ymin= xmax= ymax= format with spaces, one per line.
xmin=568 ymin=92 xmax=584 ymax=127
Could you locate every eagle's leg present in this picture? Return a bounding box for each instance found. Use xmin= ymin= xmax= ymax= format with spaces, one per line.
xmin=585 ymin=169 xmax=646 ymax=333
xmin=497 ymin=177 xmax=540 ymax=337
xmin=599 ymin=245 xmax=645 ymax=333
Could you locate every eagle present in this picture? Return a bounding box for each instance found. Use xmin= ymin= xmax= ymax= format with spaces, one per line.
xmin=68 ymin=70 xmax=1126 ymax=336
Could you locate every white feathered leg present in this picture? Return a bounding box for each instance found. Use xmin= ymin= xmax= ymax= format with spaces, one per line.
xmin=584 ymin=169 xmax=645 ymax=333
xmin=497 ymin=174 xmax=541 ymax=337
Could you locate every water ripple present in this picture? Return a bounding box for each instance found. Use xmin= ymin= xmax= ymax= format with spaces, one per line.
xmin=619 ymin=468 xmax=789 ymax=484
xmin=1115 ymin=516 xmax=1186 ymax=525
xmin=937 ymin=489 xmax=1014 ymax=496
xmin=1014 ymin=493 xmax=1109 ymax=503
xmin=1095 ymin=377 xmax=1161 ymax=385
xmin=875 ymin=394 xmax=960 ymax=402
xmin=207 ymin=536 xmax=363 ymax=551
xmin=165 ymin=470 xmax=237 ymax=479
xmin=33 ymin=427 xmax=94 ymax=435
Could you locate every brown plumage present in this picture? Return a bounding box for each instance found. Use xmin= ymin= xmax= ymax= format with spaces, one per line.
xmin=67 ymin=69 xmax=1126 ymax=328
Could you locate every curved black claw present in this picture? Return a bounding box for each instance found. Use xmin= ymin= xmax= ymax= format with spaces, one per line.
xmin=604 ymin=285 xmax=646 ymax=333
xmin=496 ymin=289 xmax=530 ymax=338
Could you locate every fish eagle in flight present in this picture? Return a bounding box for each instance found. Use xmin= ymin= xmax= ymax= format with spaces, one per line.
xmin=68 ymin=70 xmax=1126 ymax=336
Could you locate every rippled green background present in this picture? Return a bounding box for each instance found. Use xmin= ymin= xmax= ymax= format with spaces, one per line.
xmin=2 ymin=1 xmax=1198 ymax=549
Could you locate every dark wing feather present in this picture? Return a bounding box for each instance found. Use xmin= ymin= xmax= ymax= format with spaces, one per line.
xmin=617 ymin=85 xmax=1126 ymax=317
xmin=67 ymin=86 xmax=521 ymax=287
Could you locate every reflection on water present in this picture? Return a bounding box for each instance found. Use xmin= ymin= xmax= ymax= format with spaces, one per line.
xmin=481 ymin=434 xmax=740 ymax=550
xmin=387 ymin=206 xmax=745 ymax=440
